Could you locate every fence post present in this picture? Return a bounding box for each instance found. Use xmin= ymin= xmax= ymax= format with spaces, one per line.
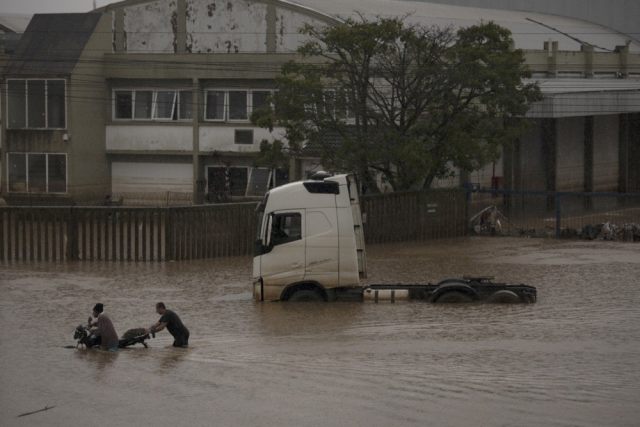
xmin=555 ymin=195 xmax=562 ymax=237
xmin=165 ymin=207 xmax=174 ymax=261
xmin=66 ymin=207 xmax=79 ymax=261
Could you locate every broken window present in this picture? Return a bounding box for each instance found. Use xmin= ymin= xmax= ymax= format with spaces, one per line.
xmin=7 ymin=79 xmax=66 ymax=129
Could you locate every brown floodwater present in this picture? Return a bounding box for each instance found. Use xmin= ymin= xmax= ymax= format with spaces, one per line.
xmin=1 ymin=237 xmax=639 ymax=426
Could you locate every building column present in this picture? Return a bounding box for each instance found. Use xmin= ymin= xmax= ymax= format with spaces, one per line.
xmin=584 ymin=116 xmax=594 ymax=192
xmin=192 ymin=78 xmax=203 ymax=202
xmin=176 ymin=0 xmax=187 ymax=54
xmin=115 ymin=9 xmax=124 ymax=52
xmin=0 ymin=84 xmax=5 ymax=195
xmin=542 ymin=118 xmax=557 ymax=192
xmin=541 ymin=118 xmax=557 ymax=211
xmin=629 ymin=113 xmax=640 ymax=192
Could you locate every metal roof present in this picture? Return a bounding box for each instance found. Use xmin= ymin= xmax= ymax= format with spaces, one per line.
xmin=533 ymin=77 xmax=640 ymax=94
xmin=2 ymin=13 xmax=102 ymax=76
xmin=286 ymin=0 xmax=640 ymax=54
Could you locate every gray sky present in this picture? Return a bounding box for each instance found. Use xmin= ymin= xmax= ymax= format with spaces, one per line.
xmin=2 ymin=0 xmax=108 ymax=15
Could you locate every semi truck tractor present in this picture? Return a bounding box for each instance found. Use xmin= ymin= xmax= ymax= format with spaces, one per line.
xmin=252 ymin=173 xmax=536 ymax=303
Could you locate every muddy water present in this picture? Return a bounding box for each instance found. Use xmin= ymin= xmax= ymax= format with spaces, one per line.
xmin=1 ymin=237 xmax=639 ymax=427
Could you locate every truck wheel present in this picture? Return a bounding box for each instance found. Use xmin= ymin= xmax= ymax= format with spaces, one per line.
xmin=288 ymin=290 xmax=323 ymax=302
xmin=436 ymin=291 xmax=472 ymax=303
xmin=486 ymin=290 xmax=521 ymax=304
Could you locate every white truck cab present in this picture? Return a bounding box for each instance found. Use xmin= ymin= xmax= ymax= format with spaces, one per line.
xmin=253 ymin=173 xmax=366 ymax=302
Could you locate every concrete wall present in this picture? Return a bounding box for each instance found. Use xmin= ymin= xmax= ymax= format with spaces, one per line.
xmin=409 ymin=0 xmax=640 ymax=42
xmin=107 ymin=125 xmax=193 ymax=151
xmin=593 ymin=115 xmax=619 ymax=191
xmin=518 ymin=120 xmax=546 ymax=191
xmin=199 ymin=126 xmax=286 ymax=152
xmin=111 ymin=0 xmax=330 ymax=54
xmin=556 ymin=117 xmax=585 ymax=191
xmin=68 ymin=13 xmax=114 ymax=203
xmin=112 ymin=161 xmax=193 ymax=192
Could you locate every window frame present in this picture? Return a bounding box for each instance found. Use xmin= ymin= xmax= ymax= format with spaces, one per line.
xmin=206 ymin=165 xmax=250 ymax=197
xmin=269 ymin=212 xmax=303 ymax=247
xmin=234 ymin=129 xmax=254 ymax=145
xmin=204 ymin=89 xmax=274 ymax=123
xmin=204 ymin=90 xmax=227 ymax=122
xmin=112 ymin=88 xmax=193 ymax=121
xmin=6 ymin=78 xmax=67 ymax=130
xmin=6 ymin=152 xmax=68 ymax=194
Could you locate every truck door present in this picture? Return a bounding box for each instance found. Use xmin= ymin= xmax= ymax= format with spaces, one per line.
xmin=305 ymin=209 xmax=339 ymax=287
xmin=260 ymin=210 xmax=306 ymax=288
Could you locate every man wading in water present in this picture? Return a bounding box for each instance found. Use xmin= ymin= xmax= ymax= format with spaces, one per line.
xmin=147 ymin=302 xmax=190 ymax=348
xmin=91 ymin=303 xmax=119 ymax=351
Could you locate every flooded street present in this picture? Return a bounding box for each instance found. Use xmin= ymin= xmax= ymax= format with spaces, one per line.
xmin=1 ymin=237 xmax=639 ymax=426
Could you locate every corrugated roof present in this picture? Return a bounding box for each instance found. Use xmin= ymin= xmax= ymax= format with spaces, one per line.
xmin=2 ymin=13 xmax=102 ymax=76
xmin=286 ymin=0 xmax=640 ymax=54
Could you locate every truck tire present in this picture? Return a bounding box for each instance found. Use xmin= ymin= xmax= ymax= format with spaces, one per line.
xmin=288 ymin=290 xmax=324 ymax=302
xmin=486 ymin=290 xmax=521 ymax=304
xmin=436 ymin=291 xmax=472 ymax=303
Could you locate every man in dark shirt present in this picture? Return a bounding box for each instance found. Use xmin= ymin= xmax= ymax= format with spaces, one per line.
xmin=146 ymin=302 xmax=190 ymax=348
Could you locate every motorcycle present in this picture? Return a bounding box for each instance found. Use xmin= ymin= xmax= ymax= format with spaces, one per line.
xmin=72 ymin=317 xmax=153 ymax=349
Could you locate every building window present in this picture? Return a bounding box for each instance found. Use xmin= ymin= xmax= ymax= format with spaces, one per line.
xmin=113 ymin=89 xmax=192 ymax=121
xmin=7 ymin=153 xmax=67 ymax=193
xmin=252 ymin=91 xmax=271 ymax=112
xmin=7 ymin=79 xmax=66 ymax=129
xmin=205 ymin=89 xmax=273 ymax=122
xmin=229 ymin=90 xmax=248 ymax=120
xmin=154 ymin=90 xmax=176 ymax=119
xmin=234 ymin=129 xmax=253 ymax=145
xmin=179 ymin=90 xmax=193 ymax=120
xmin=206 ymin=91 xmax=225 ymax=121
xmin=206 ymin=166 xmax=248 ymax=198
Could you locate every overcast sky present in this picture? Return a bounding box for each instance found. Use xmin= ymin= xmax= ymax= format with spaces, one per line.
xmin=2 ymin=0 xmax=108 ymax=15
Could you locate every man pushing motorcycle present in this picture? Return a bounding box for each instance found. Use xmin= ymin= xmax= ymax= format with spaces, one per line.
xmin=146 ymin=302 xmax=190 ymax=348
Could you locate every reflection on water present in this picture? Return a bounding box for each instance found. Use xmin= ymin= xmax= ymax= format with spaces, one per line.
xmin=1 ymin=238 xmax=639 ymax=426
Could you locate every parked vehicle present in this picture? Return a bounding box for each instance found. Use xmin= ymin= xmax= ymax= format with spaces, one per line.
xmin=252 ymin=173 xmax=536 ymax=303
xmin=72 ymin=317 xmax=152 ymax=349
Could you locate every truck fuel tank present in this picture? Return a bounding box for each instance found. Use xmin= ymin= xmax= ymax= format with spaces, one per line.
xmin=363 ymin=287 xmax=409 ymax=303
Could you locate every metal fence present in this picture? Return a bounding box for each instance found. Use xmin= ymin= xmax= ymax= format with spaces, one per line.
xmin=361 ymin=189 xmax=468 ymax=244
xmin=0 ymin=204 xmax=258 ymax=262
xmin=468 ymin=188 xmax=640 ymax=238
xmin=2 ymin=187 xmax=638 ymax=262
xmin=0 ymin=188 xmax=468 ymax=262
